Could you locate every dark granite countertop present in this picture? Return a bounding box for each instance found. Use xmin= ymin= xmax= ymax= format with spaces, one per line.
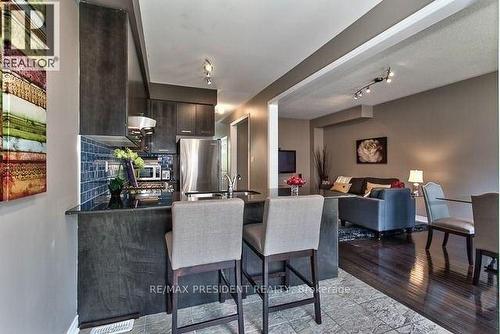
xmin=65 ymin=187 xmax=353 ymax=215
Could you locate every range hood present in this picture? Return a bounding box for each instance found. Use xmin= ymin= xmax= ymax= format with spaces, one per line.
xmin=128 ymin=116 xmax=156 ymax=131
xmin=127 ymin=116 xmax=157 ymax=151
xmin=82 ymin=118 xmax=157 ymax=150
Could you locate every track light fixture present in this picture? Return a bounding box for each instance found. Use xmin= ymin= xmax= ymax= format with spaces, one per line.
xmin=353 ymin=67 xmax=394 ymax=99
xmin=203 ymin=59 xmax=214 ymax=86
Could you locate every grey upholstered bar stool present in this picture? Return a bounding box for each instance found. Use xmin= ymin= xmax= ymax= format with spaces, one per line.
xmin=472 ymin=193 xmax=499 ymax=285
xmin=242 ymin=195 xmax=325 ymax=334
xmin=165 ymin=198 xmax=245 ymax=334
xmin=422 ymin=182 xmax=475 ymax=264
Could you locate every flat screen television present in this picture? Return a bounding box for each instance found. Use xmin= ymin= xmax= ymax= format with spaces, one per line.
xmin=278 ymin=150 xmax=296 ymax=173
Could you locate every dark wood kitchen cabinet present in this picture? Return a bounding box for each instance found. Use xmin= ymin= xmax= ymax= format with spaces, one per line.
xmin=79 ymin=3 xmax=147 ymax=145
xmin=195 ymin=104 xmax=215 ymax=136
xmin=176 ymin=103 xmax=196 ymax=135
xmin=79 ymin=3 xmax=128 ymax=136
xmin=177 ymin=103 xmax=215 ymax=136
xmin=147 ymin=100 xmax=177 ymax=154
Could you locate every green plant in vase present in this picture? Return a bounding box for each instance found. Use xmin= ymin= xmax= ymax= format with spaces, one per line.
xmin=108 ymin=176 xmax=125 ymax=197
xmin=109 ymin=148 xmax=145 ymax=195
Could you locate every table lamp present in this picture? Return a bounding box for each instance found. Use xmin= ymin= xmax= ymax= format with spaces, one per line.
xmin=408 ymin=170 xmax=423 ymax=196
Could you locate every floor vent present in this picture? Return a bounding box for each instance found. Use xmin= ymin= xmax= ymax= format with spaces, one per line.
xmin=89 ymin=319 xmax=134 ymax=334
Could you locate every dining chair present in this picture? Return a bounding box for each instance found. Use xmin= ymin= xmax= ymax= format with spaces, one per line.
xmin=471 ymin=193 xmax=499 ymax=285
xmin=422 ymin=182 xmax=475 ymax=265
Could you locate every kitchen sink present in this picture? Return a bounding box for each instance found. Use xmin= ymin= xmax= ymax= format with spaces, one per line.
xmin=185 ymin=190 xmax=260 ymax=199
xmin=231 ymin=190 xmax=260 ymax=195
xmin=186 ymin=192 xmax=226 ymax=199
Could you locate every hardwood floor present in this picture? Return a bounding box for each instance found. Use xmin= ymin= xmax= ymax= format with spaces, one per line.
xmin=339 ymin=229 xmax=498 ymax=334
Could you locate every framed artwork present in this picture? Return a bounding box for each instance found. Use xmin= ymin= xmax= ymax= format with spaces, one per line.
xmin=356 ymin=137 xmax=387 ymax=164
xmin=1 ymin=38 xmax=47 ymax=201
xmin=0 ymin=68 xmax=47 ymax=201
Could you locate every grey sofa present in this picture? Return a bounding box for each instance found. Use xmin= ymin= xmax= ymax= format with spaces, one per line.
xmin=339 ymin=187 xmax=416 ymax=236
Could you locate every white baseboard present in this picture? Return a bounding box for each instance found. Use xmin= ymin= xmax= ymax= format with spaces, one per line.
xmin=416 ymin=215 xmax=428 ymax=224
xmin=66 ymin=315 xmax=79 ymax=334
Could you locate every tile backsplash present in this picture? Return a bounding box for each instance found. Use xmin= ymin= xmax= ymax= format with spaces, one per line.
xmin=80 ymin=137 xmax=118 ymax=204
xmin=80 ymin=138 xmax=179 ymax=203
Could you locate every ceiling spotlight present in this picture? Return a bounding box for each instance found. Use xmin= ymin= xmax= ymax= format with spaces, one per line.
xmin=215 ymin=105 xmax=225 ymax=114
xmin=204 ymin=59 xmax=213 ymax=73
xmin=389 ymin=71 xmax=394 ymax=77
xmin=354 ymin=95 xmax=358 ymax=100
xmin=386 ymin=77 xmax=392 ymax=83
xmin=366 ymin=87 xmax=371 ymax=93
xmin=206 ymin=77 xmax=212 ymax=85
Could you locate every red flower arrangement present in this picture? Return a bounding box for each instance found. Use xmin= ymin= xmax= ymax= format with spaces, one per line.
xmin=390 ymin=180 xmax=405 ymax=188
xmin=286 ymin=175 xmax=306 ymax=187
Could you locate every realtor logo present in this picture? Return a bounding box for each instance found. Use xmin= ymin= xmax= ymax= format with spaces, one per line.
xmin=1 ymin=1 xmax=60 ymax=71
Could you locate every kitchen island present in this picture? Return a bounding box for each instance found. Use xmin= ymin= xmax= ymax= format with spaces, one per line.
xmin=66 ymin=188 xmax=346 ymax=327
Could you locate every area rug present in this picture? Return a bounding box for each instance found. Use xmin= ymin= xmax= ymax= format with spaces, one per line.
xmin=80 ymin=269 xmax=452 ymax=334
xmin=339 ymin=222 xmax=428 ymax=242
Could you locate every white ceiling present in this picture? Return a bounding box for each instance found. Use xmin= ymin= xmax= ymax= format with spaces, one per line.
xmin=278 ymin=0 xmax=499 ymax=120
xmin=138 ymin=0 xmax=382 ymax=112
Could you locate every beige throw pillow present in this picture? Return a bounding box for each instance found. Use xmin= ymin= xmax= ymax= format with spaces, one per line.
xmin=364 ymin=182 xmax=391 ymax=197
xmin=335 ymin=176 xmax=352 ymax=184
xmin=331 ymin=182 xmax=352 ymax=193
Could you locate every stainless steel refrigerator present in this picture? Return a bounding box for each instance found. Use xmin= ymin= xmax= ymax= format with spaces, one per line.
xmin=179 ymin=138 xmax=221 ymax=193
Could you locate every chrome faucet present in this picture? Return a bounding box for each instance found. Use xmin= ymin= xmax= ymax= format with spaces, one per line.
xmin=224 ymin=173 xmax=242 ymax=196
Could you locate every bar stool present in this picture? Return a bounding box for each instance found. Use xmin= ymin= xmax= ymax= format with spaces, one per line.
xmin=242 ymin=195 xmax=325 ymax=334
xmin=165 ymin=198 xmax=245 ymax=334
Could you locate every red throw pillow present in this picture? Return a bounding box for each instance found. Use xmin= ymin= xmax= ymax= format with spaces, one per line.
xmin=390 ymin=180 xmax=405 ymax=188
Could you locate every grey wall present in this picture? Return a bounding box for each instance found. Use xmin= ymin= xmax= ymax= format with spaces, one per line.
xmin=310 ymin=105 xmax=373 ymax=128
xmin=215 ymin=120 xmax=229 ymax=139
xmin=0 ymin=0 xmax=79 ymax=333
xmin=278 ymin=118 xmax=311 ymax=188
xmin=237 ymin=119 xmax=249 ymax=189
xmin=221 ymin=0 xmax=433 ymax=192
xmin=309 ymin=106 xmax=374 ymax=189
xmin=324 ymin=72 xmax=498 ymax=220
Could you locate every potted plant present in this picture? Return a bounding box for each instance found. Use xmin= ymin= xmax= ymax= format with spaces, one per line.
xmin=108 ymin=176 xmax=125 ymax=198
xmin=313 ymin=147 xmax=330 ymax=189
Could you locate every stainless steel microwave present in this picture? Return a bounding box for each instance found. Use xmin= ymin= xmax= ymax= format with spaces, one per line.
xmin=137 ymin=164 xmax=162 ymax=181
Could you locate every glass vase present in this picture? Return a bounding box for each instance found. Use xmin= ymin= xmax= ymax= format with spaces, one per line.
xmin=290 ymin=185 xmax=299 ymax=196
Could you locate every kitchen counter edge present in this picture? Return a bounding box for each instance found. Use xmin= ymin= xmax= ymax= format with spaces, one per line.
xmin=65 ymin=189 xmax=354 ymax=216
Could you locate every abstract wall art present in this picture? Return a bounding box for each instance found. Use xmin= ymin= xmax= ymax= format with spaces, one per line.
xmin=0 ymin=9 xmax=48 ymax=201
xmin=0 ymin=60 xmax=47 ymax=201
